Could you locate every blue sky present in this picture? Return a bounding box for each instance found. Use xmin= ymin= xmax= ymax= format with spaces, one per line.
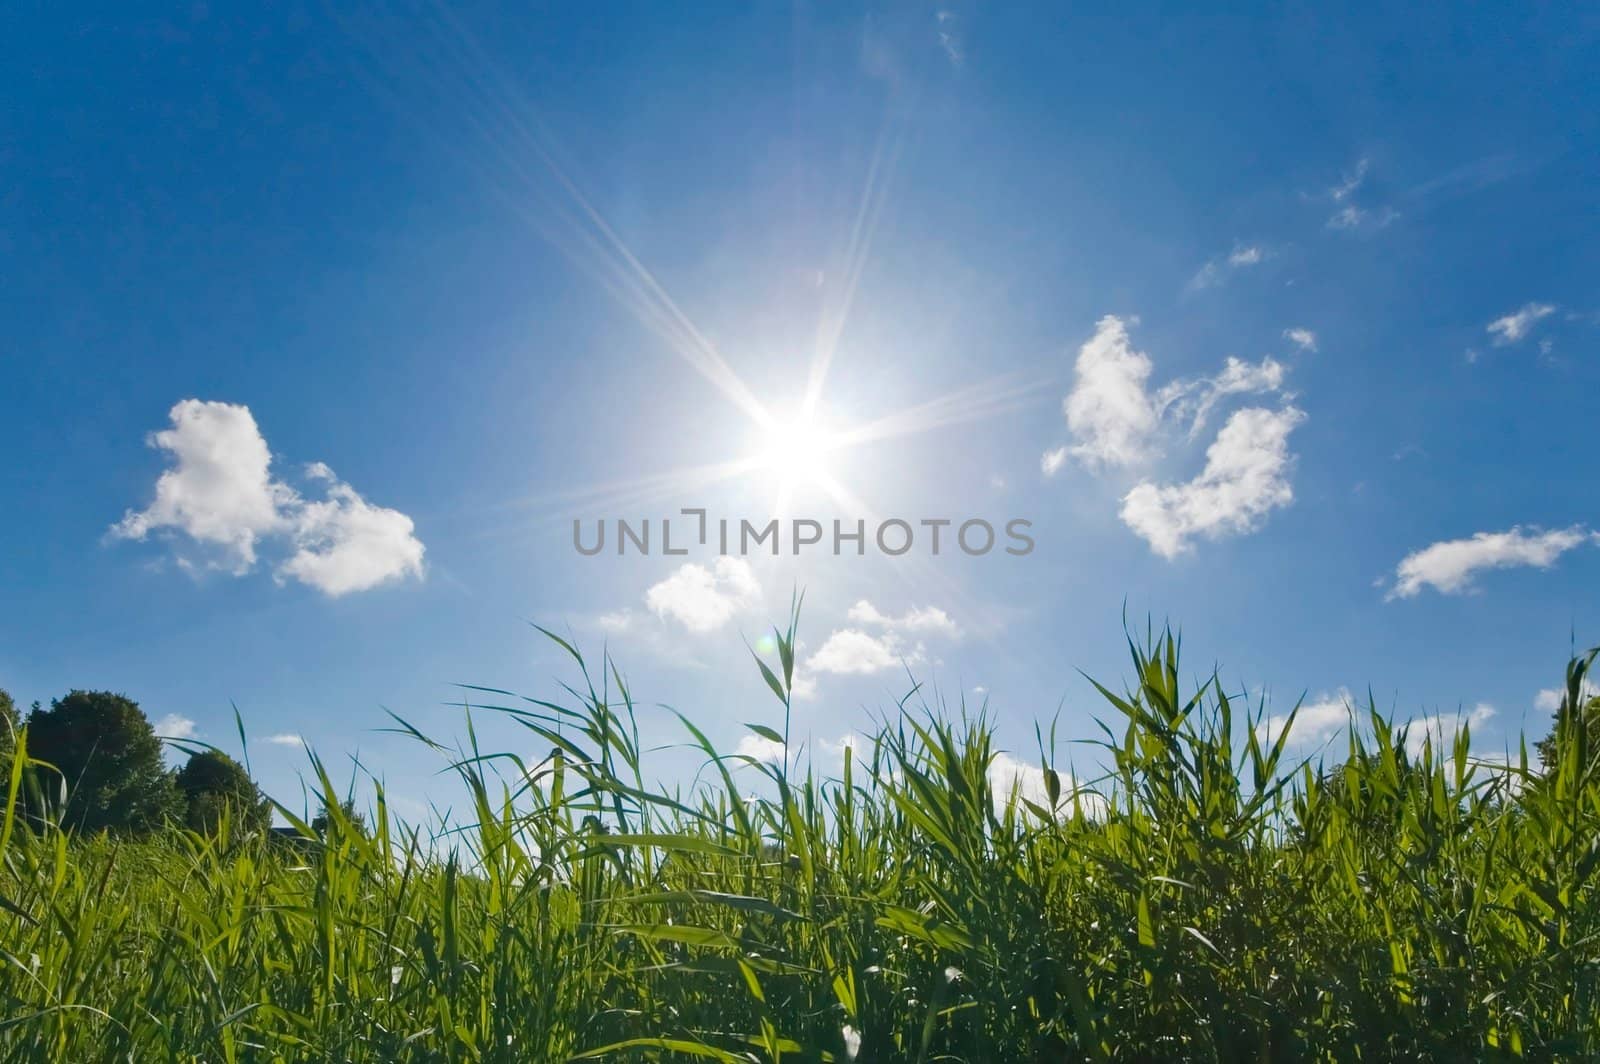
xmin=2 ymin=4 xmax=1596 ymax=818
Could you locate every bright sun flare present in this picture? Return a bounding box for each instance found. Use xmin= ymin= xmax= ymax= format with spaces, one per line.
xmin=760 ymin=416 xmax=835 ymax=485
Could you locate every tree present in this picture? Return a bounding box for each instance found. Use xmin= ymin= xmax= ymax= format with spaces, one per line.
xmin=312 ymin=797 xmax=367 ymax=838
xmin=25 ymin=691 xmax=182 ymax=834
xmin=1534 ymin=650 xmax=1600 ymax=779
xmin=0 ymin=687 xmax=18 ymax=766
xmin=1535 ymin=693 xmax=1600 ymax=776
xmin=176 ymin=750 xmax=270 ymax=836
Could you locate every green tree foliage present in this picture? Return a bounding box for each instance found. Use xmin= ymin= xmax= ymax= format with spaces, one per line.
xmin=311 ymin=797 xmax=367 ymax=838
xmin=0 ymin=687 xmax=18 ymax=767
xmin=24 ymin=690 xmax=181 ymax=834
xmin=1536 ymin=691 xmax=1600 ymax=776
xmin=176 ymin=750 xmax=270 ymax=836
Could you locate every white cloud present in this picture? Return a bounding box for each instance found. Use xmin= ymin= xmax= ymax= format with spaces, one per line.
xmin=1260 ymin=693 xmax=1496 ymax=760
xmin=276 ymin=467 xmax=425 ymax=596
xmin=846 ymin=600 xmax=958 ymax=636
xmin=789 ymin=670 xmax=818 ymax=701
xmin=645 ymin=557 xmax=760 ymax=633
xmin=262 ymin=733 xmax=306 ymax=747
xmin=112 ymin=400 xmax=425 ymax=595
xmin=734 ymin=734 xmax=786 ymax=764
xmin=988 ymin=751 xmax=1103 ymax=819
xmin=818 ymin=733 xmax=865 ymax=760
xmin=154 ymin=713 xmax=198 ymax=740
xmin=1387 ymin=525 xmax=1595 ymax=599
xmin=1047 ymin=319 xmax=1305 ymax=557
xmin=111 ymin=400 xmax=291 ymax=573
xmin=1040 ymin=447 xmax=1068 ymax=477
xmin=808 ymin=629 xmax=905 ymax=675
xmin=152 ymin=713 xmax=199 ymax=765
xmin=800 ymin=601 xmax=956 ymax=686
xmin=594 ymin=610 xmax=635 ymax=633
xmin=1228 ymin=245 xmax=1265 ymax=267
xmin=1062 ymin=316 xmax=1161 ymax=469
xmin=1283 ymin=328 xmax=1318 ymax=353
xmin=1536 ymin=681 xmax=1599 ymax=713
xmin=1487 ymin=302 xmax=1556 ymax=346
xmin=1157 ymin=355 xmax=1287 ymax=439
xmin=1399 ymin=704 xmax=1495 ymax=758
xmin=1258 ymin=689 xmax=1354 ymax=747
xmin=1120 ymin=406 xmax=1306 ymax=558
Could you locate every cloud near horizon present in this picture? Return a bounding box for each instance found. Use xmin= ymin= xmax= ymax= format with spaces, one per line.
xmin=803 ymin=598 xmax=959 ymax=682
xmin=111 ymin=400 xmax=425 ymax=596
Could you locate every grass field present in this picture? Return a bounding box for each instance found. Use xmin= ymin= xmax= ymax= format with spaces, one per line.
xmin=2 ymin=615 xmax=1598 ymax=1061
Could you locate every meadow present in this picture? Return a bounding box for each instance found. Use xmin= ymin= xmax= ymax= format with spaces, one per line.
xmin=2 ymin=614 xmax=1598 ymax=1062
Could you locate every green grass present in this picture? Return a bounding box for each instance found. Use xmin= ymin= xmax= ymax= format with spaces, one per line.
xmin=2 ymin=612 xmax=1599 ymax=1061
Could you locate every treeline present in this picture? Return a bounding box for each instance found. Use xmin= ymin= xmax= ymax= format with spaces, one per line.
xmin=0 ymin=687 xmax=275 ymax=837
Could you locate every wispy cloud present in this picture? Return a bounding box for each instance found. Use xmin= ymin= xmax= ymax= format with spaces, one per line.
xmin=1157 ymin=355 xmax=1287 ymax=440
xmin=1487 ymin=302 xmax=1556 ymax=346
xmin=1283 ymin=328 xmax=1318 ymax=353
xmin=1322 ymin=158 xmax=1398 ymax=230
xmin=1329 ymin=158 xmax=1369 ymax=202
xmin=1189 ymin=242 xmax=1269 ymax=291
xmin=935 ymin=10 xmax=964 ymax=66
xmin=1327 ymin=204 xmax=1399 ymax=231
xmin=1387 ymin=525 xmax=1596 ymax=599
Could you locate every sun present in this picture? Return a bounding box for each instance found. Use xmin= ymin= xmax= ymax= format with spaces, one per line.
xmin=759 ymin=414 xmax=836 ymax=486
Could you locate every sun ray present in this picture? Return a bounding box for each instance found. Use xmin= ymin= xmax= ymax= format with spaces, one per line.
xmin=831 ymin=372 xmax=1052 ymax=450
xmin=348 ymin=3 xmax=775 ymax=431
xmin=803 ymin=109 xmax=906 ymax=420
xmin=504 ymin=456 xmax=766 ymax=518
